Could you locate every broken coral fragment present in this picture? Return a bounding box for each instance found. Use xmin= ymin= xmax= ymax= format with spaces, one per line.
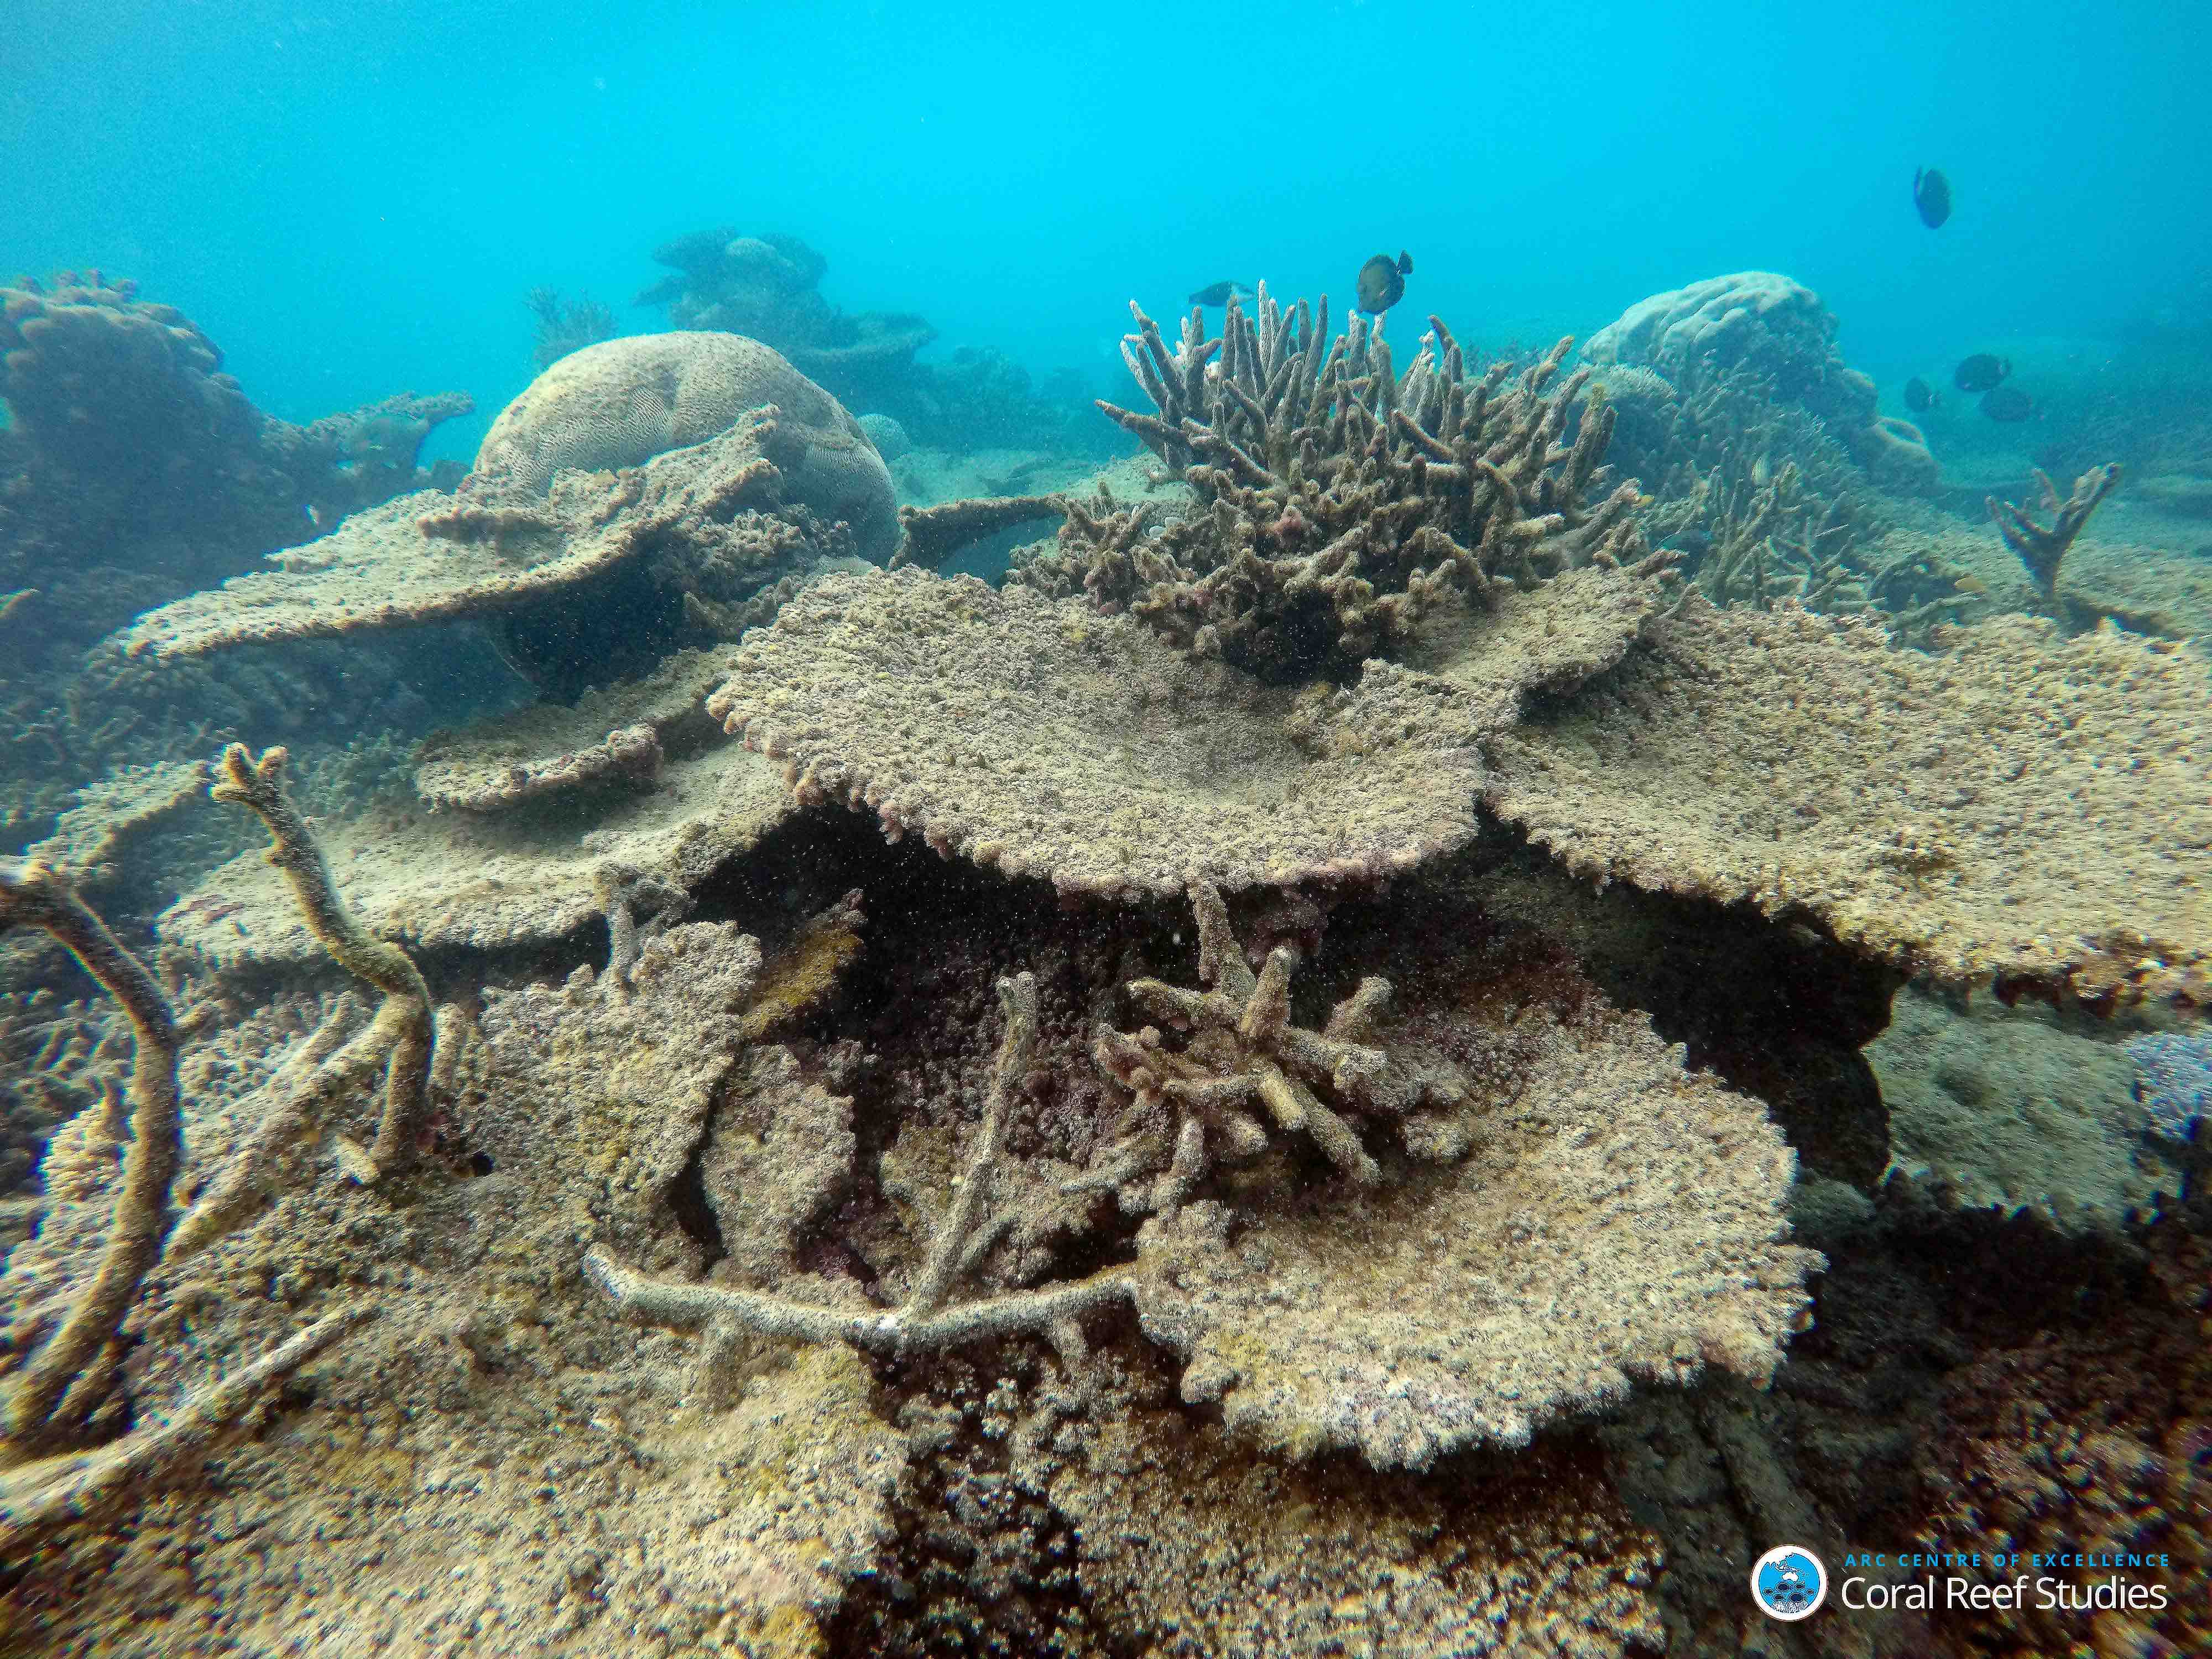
xmin=1076 ymin=880 xmax=1467 ymax=1211
xmin=707 ymin=567 xmax=1494 ymax=898
xmin=1486 ymin=597 xmax=2212 ymax=1006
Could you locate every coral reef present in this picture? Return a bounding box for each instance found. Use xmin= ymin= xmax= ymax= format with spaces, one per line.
xmin=1582 ymin=271 xmax=1931 ymax=493
xmin=1485 ymin=596 xmax=2212 ymax=1008
xmin=1871 ymin=986 xmax=2185 ymax=1224
xmin=1 ymin=272 xmax=471 ymax=639
xmin=411 ymin=646 xmax=728 ymax=812
xmin=1041 ymin=1363 xmax=1668 ymax=1656
xmin=591 ymin=971 xmax=1137 ymax=1369
xmin=635 ymin=228 xmax=936 ymax=413
xmin=1024 ymin=289 xmax=1659 ymax=679
xmin=473 ymin=332 xmax=895 ymax=564
xmin=160 ymin=733 xmax=797 ymax=969
xmin=1126 ymin=899 xmax=1819 ymax=1470
xmin=1077 ymin=880 xmax=1466 ymax=1205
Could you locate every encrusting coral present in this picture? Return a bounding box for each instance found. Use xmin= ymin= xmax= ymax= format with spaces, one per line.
xmin=1020 ymin=287 xmax=1661 ymax=680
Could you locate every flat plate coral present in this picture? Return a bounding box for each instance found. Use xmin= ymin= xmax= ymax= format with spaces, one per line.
xmin=1486 ymin=597 xmax=2212 ymax=1007
xmin=707 ymin=568 xmax=1496 ymax=898
xmin=159 ymin=736 xmax=794 ymax=968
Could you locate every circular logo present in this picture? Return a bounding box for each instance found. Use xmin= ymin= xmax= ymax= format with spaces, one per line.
xmin=1750 ymin=1546 xmax=1827 ymax=1621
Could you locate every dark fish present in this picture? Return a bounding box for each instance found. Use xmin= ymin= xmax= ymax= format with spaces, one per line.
xmin=1188 ymin=281 xmax=1253 ymax=309
xmin=1903 ymin=376 xmax=1942 ymax=413
xmin=1980 ymin=386 xmax=2035 ymax=422
xmin=1355 ymin=251 xmax=1412 ymax=316
xmin=1954 ymin=353 xmax=2011 ymax=393
xmin=1913 ymin=166 xmax=1951 ymax=228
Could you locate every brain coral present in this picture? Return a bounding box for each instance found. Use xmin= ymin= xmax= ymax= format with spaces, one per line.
xmin=473 ymin=331 xmax=896 ymax=561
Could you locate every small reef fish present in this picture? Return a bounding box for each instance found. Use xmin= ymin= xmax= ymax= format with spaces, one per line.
xmin=1953 ymin=353 xmax=2011 ymax=393
xmin=1903 ymin=376 xmax=1942 ymax=413
xmin=1188 ymin=281 xmax=1254 ymax=309
xmin=1913 ymin=166 xmax=1952 ymax=228
xmin=1355 ymin=251 xmax=1412 ymax=316
xmin=1980 ymin=385 xmax=2036 ymax=422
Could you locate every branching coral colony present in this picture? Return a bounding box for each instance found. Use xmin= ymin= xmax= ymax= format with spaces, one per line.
xmin=1019 ymin=284 xmax=1669 ymax=678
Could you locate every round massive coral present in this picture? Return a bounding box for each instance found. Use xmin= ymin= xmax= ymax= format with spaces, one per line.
xmin=473 ymin=331 xmax=897 ymax=562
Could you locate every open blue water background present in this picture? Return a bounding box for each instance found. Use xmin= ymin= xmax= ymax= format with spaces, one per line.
xmin=4 ymin=0 xmax=2204 ymax=460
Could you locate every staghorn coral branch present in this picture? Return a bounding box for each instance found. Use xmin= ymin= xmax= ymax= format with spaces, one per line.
xmin=0 ymin=1305 xmax=374 ymax=1550
xmin=587 ymin=972 xmax=1134 ymax=1366
xmin=0 ymin=859 xmax=181 ymax=1447
xmin=211 ymin=744 xmax=432 ymax=1178
xmin=1987 ymin=462 xmax=2121 ymax=604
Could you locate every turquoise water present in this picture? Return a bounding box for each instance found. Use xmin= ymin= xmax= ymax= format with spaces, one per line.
xmin=8 ymin=0 xmax=2205 ymax=456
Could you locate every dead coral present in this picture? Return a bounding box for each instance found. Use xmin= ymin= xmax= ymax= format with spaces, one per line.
xmin=588 ymin=972 xmax=1136 ymax=1370
xmin=1128 ymin=928 xmax=1822 ymax=1470
xmin=1485 ymin=596 xmax=2212 ymax=1009
xmin=472 ymin=331 xmax=895 ymax=563
xmin=1073 ymin=880 xmax=1467 ymax=1209
xmin=707 ymin=568 xmax=1493 ymax=899
xmin=118 ymin=405 xmax=863 ymax=701
xmin=20 ymin=759 xmax=212 ymax=886
xmin=1027 ymin=286 xmax=1658 ymax=679
xmin=0 ymin=858 xmax=182 ymax=1448
xmin=0 ymin=859 xmax=372 ymax=1553
xmin=1987 ymin=461 xmax=2123 ymax=607
xmin=412 ymin=647 xmax=729 ymax=812
xmin=1046 ymin=1365 xmax=1667 ymax=1657
xmin=893 ymin=492 xmax=1070 ymax=571
xmin=160 ymin=735 xmax=797 ymax=973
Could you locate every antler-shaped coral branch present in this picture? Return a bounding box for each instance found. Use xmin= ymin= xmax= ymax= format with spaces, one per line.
xmin=0 ymin=858 xmax=181 ymax=1444
xmin=1987 ymin=462 xmax=2121 ymax=604
xmin=586 ymin=972 xmax=1134 ymax=1373
xmin=169 ymin=744 xmax=437 ymax=1259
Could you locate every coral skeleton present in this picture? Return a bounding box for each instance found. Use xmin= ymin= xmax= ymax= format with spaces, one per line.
xmin=1074 ymin=880 xmax=1467 ymax=1211
xmin=0 ymin=857 xmax=182 ymax=1446
xmin=1030 ymin=286 xmax=1660 ymax=677
xmin=0 ymin=858 xmax=371 ymax=1548
xmin=587 ymin=972 xmax=1134 ymax=1372
xmin=1987 ymin=461 xmax=2123 ymax=604
xmin=168 ymin=744 xmax=436 ymax=1258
